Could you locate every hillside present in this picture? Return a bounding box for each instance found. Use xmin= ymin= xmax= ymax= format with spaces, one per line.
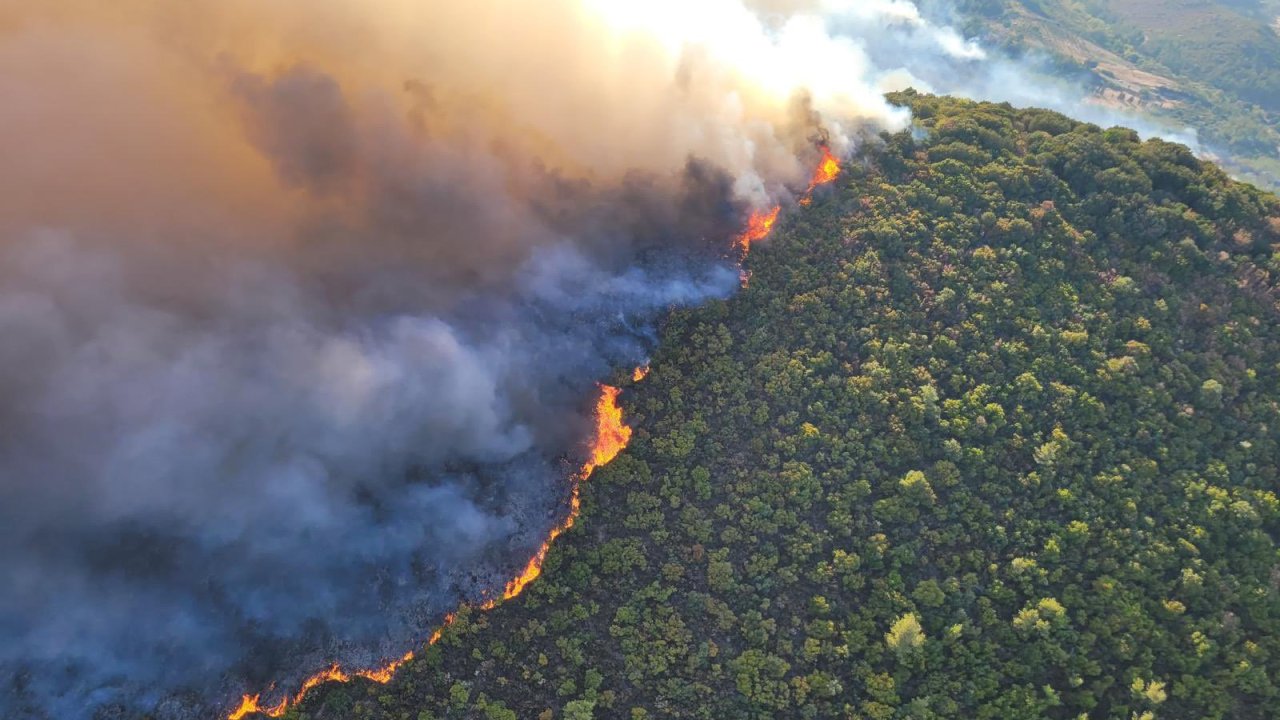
xmin=955 ymin=0 xmax=1280 ymax=191
xmin=273 ymin=95 xmax=1280 ymax=720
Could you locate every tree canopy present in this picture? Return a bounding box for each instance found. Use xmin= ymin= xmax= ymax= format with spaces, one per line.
xmin=285 ymin=94 xmax=1280 ymax=720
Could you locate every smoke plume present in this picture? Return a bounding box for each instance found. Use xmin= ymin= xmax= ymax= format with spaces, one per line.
xmin=0 ymin=1 xmax=1094 ymax=718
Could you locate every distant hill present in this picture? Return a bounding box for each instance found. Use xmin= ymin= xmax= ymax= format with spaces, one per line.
xmin=955 ymin=0 xmax=1280 ymax=191
xmin=279 ymin=95 xmax=1280 ymax=720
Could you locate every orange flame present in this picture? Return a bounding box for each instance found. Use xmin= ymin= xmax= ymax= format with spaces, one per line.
xmin=227 ymin=149 xmax=841 ymax=720
xmin=228 ymin=648 xmax=418 ymax=719
xmin=228 ymin=385 xmax=632 ymax=719
xmin=733 ymin=146 xmax=840 ymax=274
xmin=426 ymin=612 xmax=456 ymax=646
xmin=584 ymin=384 xmax=631 ymax=474
xmin=228 ymin=696 xmax=265 ymax=720
xmin=799 ymin=147 xmax=841 ymax=206
xmin=485 ymin=384 xmax=630 ymax=606
xmin=810 ymin=146 xmax=841 ymax=189
xmin=228 ymin=694 xmax=287 ymax=720
xmin=736 ymin=206 xmax=780 ymax=256
xmin=355 ymin=650 xmax=415 ymax=683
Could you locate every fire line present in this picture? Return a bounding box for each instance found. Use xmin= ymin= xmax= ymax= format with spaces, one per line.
xmin=228 ymin=382 xmax=633 ymax=719
xmin=227 ymin=147 xmax=840 ymax=720
xmin=736 ymin=146 xmax=842 ymax=284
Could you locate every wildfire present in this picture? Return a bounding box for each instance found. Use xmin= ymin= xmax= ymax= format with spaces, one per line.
xmin=426 ymin=612 xmax=457 ymax=646
xmin=225 ymin=149 xmax=844 ymax=720
xmin=484 ymin=384 xmax=631 ymax=603
xmin=735 ymin=147 xmax=841 ymax=260
xmin=583 ymin=384 xmax=631 ymax=474
xmin=228 ymin=646 xmax=418 ymax=719
xmin=735 ymin=206 xmax=780 ymax=256
xmin=800 ymin=146 xmax=841 ymax=205
xmin=229 ymin=695 xmax=282 ymax=720
xmin=810 ymin=146 xmax=841 ymax=190
xmin=356 ymin=651 xmax=416 ymax=683
xmin=228 ymin=384 xmax=632 ymax=719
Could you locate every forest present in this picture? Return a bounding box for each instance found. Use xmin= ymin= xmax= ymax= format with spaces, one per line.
xmin=955 ymin=0 xmax=1280 ymax=191
xmin=269 ymin=94 xmax=1280 ymax=719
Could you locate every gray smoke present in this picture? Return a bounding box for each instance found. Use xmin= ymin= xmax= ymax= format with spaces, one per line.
xmin=826 ymin=0 xmax=1202 ymax=146
xmin=0 ymin=223 xmax=733 ymax=717
xmin=0 ymin=1 xmax=1171 ymax=718
xmin=0 ymin=55 xmax=746 ymax=719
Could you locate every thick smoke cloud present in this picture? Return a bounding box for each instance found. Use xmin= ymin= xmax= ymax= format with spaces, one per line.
xmin=0 ymin=2 xmax=1115 ymax=718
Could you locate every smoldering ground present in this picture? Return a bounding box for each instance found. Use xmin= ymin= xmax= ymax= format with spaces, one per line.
xmin=0 ymin=1 xmax=1117 ymax=718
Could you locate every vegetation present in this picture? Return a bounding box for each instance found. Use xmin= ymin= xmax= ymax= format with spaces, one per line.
xmin=956 ymin=0 xmax=1280 ymax=191
xmin=288 ymin=95 xmax=1280 ymax=719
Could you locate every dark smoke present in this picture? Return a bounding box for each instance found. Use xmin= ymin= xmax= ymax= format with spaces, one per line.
xmin=0 ymin=0 xmax=1000 ymax=717
xmin=0 ymin=61 xmax=738 ymax=720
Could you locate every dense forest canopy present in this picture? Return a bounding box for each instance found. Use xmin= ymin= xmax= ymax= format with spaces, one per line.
xmin=271 ymin=95 xmax=1280 ymax=720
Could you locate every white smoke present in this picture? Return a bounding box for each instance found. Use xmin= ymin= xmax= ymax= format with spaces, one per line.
xmin=0 ymin=2 xmax=1195 ymax=719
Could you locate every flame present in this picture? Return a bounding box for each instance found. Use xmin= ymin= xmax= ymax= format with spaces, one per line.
xmin=733 ymin=147 xmax=840 ymax=272
xmin=228 ymin=694 xmax=287 ymax=720
xmin=356 ymin=650 xmax=415 ymax=683
xmin=229 ymin=146 xmax=841 ymax=719
xmin=485 ymin=384 xmax=630 ymax=605
xmin=799 ymin=146 xmax=841 ymax=206
xmin=809 ymin=146 xmax=841 ymax=189
xmin=228 ymin=385 xmax=631 ymax=719
xmin=736 ymin=206 xmax=780 ymax=256
xmin=427 ymin=613 xmax=456 ymax=646
xmin=228 ymin=696 xmax=264 ymax=720
xmin=232 ymin=145 xmax=843 ymax=716
xmin=584 ymin=384 xmax=631 ymax=474
xmin=228 ymin=648 xmax=419 ymax=719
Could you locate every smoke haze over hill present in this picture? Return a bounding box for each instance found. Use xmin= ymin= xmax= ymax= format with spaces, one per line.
xmin=0 ymin=1 xmax=1183 ymax=717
